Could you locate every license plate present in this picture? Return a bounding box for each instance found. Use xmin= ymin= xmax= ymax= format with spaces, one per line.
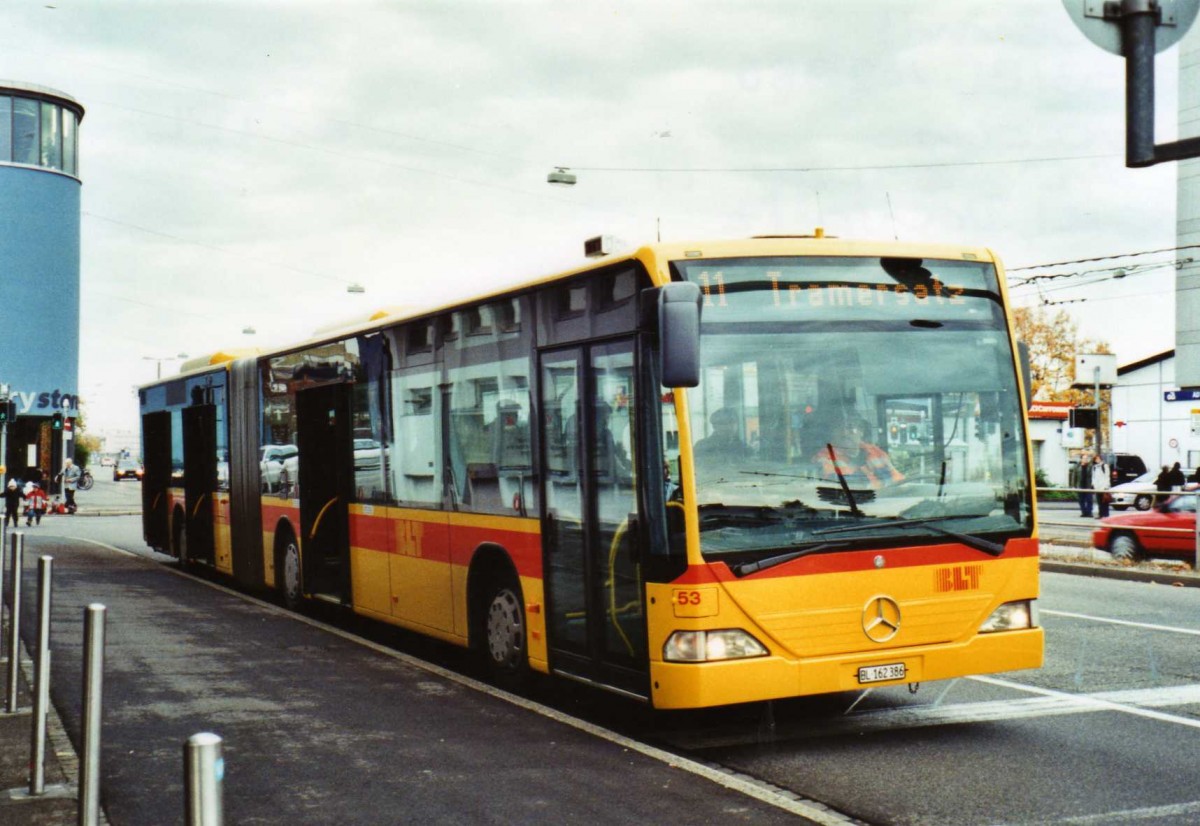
xmin=857 ymin=663 xmax=906 ymax=684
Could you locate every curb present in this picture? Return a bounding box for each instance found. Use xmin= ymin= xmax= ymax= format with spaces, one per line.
xmin=1041 ymin=559 xmax=1200 ymax=588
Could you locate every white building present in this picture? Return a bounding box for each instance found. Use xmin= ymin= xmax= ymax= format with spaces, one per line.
xmin=1027 ymin=401 xmax=1073 ymax=487
xmin=1109 ymin=350 xmax=1200 ymax=471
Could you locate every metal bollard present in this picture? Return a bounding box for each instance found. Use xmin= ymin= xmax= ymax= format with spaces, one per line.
xmin=4 ymin=532 xmax=22 ymax=714
xmin=0 ymin=529 xmax=7 ymax=665
xmin=78 ymin=603 xmax=106 ymax=826
xmin=29 ymin=555 xmax=53 ymax=795
xmin=185 ymin=732 xmax=224 ymax=826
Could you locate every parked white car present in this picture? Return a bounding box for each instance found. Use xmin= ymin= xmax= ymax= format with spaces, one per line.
xmin=1108 ymin=470 xmax=1196 ymax=511
xmin=260 ymin=444 xmax=299 ymax=494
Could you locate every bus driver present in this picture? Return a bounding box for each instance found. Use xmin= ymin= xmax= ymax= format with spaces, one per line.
xmin=812 ymin=410 xmax=903 ymax=489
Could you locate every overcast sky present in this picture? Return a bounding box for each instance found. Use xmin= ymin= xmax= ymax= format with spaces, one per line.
xmin=1 ymin=1 xmax=1187 ymax=438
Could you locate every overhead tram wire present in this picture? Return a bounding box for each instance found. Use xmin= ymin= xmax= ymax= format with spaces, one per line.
xmin=83 ymin=210 xmax=351 ymax=288
xmin=1008 ymin=243 xmax=1200 ymax=273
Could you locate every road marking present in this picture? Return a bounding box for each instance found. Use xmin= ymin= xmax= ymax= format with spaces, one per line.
xmin=1042 ymin=609 xmax=1200 ymax=636
xmin=1000 ymin=800 xmax=1200 ymax=824
xmin=972 ymin=674 xmax=1200 ymax=731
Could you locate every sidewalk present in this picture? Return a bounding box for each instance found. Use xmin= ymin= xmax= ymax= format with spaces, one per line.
xmin=0 ymin=636 xmax=86 ymax=825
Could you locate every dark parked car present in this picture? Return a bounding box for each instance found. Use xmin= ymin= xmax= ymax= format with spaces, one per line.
xmin=1105 ymin=452 xmax=1147 ymax=486
xmin=1092 ymin=493 xmax=1196 ymax=562
xmin=113 ymin=459 xmax=143 ymax=481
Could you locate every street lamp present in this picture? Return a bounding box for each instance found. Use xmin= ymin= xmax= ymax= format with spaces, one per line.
xmin=547 ymin=167 xmax=576 ymax=186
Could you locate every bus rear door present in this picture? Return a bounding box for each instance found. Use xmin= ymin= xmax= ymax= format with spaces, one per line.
xmin=142 ymin=410 xmax=171 ymax=552
xmin=296 ymin=383 xmax=353 ymax=604
xmin=182 ymin=403 xmax=217 ymax=567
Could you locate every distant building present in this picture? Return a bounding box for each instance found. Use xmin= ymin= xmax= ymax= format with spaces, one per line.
xmin=1027 ymin=401 xmax=1073 ymax=487
xmin=0 ymin=80 xmax=84 ymax=483
xmin=1110 ymin=350 xmax=1199 ymax=470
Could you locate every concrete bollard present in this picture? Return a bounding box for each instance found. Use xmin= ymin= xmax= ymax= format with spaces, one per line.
xmin=185 ymin=732 xmax=224 ymax=826
xmin=78 ymin=603 xmax=106 ymax=826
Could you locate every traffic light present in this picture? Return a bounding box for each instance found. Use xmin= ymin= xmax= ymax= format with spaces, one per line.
xmin=51 ymin=411 xmax=63 ymax=431
xmin=1069 ymin=407 xmax=1099 ymax=429
xmin=0 ymin=400 xmax=12 ymax=424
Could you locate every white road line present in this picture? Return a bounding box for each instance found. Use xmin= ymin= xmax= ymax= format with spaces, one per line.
xmin=995 ymin=800 xmax=1200 ymax=824
xmin=23 ymin=532 xmax=858 ymax=825
xmin=971 ymin=674 xmax=1200 ymax=730
xmin=1041 ymin=608 xmax=1200 ymax=636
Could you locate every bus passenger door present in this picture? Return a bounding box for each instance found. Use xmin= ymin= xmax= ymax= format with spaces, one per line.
xmin=539 ymin=341 xmax=648 ymax=697
xmin=182 ymin=404 xmax=217 ymax=567
xmin=142 ymin=410 xmax=172 ymax=552
xmin=296 ymin=383 xmax=353 ymax=604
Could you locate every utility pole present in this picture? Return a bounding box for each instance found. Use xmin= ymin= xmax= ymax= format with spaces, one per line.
xmin=0 ymin=383 xmax=9 ymax=488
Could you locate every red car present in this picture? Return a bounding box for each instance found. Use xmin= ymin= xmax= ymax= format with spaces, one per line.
xmin=1092 ymin=494 xmax=1197 ymax=562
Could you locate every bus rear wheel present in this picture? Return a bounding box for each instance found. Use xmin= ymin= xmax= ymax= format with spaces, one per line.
xmin=279 ymin=535 xmax=303 ymax=611
xmin=481 ymin=575 xmax=527 ymax=687
xmin=172 ymin=509 xmax=189 ymax=568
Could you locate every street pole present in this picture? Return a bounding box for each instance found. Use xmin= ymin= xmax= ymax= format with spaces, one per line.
xmin=0 ymin=382 xmax=9 ymax=488
xmin=1094 ymin=366 xmax=1103 ymax=461
xmin=60 ymin=399 xmax=70 ymax=503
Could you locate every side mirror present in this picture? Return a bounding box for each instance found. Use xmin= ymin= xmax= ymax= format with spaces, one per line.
xmin=659 ymin=282 xmax=702 ymax=388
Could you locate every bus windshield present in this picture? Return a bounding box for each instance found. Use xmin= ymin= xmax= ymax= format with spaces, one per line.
xmin=674 ymin=254 xmax=1031 ymax=561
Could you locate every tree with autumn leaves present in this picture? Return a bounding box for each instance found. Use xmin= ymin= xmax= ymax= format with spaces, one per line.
xmin=1012 ymin=305 xmax=1112 ymax=448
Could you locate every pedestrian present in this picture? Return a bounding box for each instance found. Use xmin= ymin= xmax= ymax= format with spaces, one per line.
xmin=1090 ymin=453 xmax=1111 ymax=519
xmin=1166 ymin=461 xmax=1186 ymax=490
xmin=3 ymin=480 xmax=22 ymax=528
xmin=1154 ymin=464 xmax=1172 ymax=505
xmin=58 ymin=457 xmax=81 ymax=513
xmin=1074 ymin=455 xmax=1093 ymax=517
xmin=24 ymin=483 xmax=47 ymax=526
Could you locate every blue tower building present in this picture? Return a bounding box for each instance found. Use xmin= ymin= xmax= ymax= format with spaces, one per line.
xmin=0 ymin=81 xmax=84 ymax=484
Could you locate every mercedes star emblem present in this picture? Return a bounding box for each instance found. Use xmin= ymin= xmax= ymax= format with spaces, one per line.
xmin=862 ymin=595 xmax=901 ymax=642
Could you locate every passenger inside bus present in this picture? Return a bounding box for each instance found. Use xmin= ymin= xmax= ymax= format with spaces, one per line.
xmin=693 ymin=408 xmax=749 ymax=461
xmin=811 ymin=409 xmax=903 ymax=490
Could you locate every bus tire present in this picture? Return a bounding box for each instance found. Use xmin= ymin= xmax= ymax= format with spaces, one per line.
xmin=479 ymin=573 xmax=528 ymax=688
xmin=277 ymin=529 xmax=303 ymax=611
xmin=1108 ymin=533 xmax=1143 ymax=563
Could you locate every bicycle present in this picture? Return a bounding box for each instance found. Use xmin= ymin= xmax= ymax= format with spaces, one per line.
xmin=76 ymin=469 xmax=94 ymax=491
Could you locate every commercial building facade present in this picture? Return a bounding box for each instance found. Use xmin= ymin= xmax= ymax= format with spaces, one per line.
xmin=0 ymin=80 xmax=83 ymax=484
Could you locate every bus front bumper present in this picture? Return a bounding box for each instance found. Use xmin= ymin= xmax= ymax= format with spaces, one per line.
xmin=648 ymin=627 xmax=1044 ymax=710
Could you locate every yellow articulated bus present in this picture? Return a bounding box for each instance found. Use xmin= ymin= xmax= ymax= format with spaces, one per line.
xmin=139 ymin=233 xmax=1043 ymax=709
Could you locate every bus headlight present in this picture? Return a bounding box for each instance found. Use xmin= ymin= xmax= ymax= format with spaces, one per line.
xmin=663 ymin=629 xmax=768 ymax=662
xmin=978 ymin=600 xmax=1036 ymax=633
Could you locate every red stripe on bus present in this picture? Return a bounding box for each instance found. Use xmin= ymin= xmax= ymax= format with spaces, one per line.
xmin=672 ymin=537 xmax=1039 ymax=584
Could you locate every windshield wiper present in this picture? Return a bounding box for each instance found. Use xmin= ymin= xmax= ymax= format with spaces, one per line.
xmin=814 ymin=515 xmax=1005 ymax=557
xmin=730 ymin=541 xmax=851 ymax=577
xmin=824 ymin=443 xmax=863 ymax=516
